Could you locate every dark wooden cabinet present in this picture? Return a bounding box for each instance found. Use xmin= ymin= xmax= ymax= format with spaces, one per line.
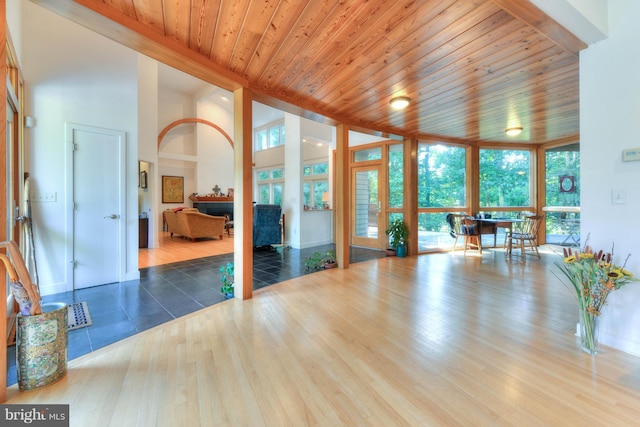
xmin=139 ymin=218 xmax=148 ymax=248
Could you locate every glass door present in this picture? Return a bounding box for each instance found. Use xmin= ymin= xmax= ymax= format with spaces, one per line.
xmin=351 ymin=166 xmax=382 ymax=249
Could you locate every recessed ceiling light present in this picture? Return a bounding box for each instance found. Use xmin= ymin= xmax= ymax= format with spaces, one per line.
xmin=505 ymin=126 xmax=523 ymax=136
xmin=390 ymin=96 xmax=411 ymax=110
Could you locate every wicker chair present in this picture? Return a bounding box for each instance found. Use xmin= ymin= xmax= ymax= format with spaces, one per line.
xmin=164 ymin=208 xmax=226 ymax=241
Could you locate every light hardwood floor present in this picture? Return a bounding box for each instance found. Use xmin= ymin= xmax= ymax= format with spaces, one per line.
xmin=6 ymin=247 xmax=640 ymax=426
xmin=138 ymin=231 xmax=234 ymax=268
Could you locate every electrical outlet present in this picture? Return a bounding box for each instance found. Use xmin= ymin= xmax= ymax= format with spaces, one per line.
xmin=31 ymin=192 xmax=57 ymax=202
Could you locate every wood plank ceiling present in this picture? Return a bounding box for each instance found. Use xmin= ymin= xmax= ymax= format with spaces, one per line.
xmin=37 ymin=0 xmax=585 ymax=145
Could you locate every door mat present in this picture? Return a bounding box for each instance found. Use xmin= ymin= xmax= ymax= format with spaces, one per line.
xmin=7 ymin=301 xmax=93 ymax=346
xmin=68 ymin=301 xmax=92 ymax=331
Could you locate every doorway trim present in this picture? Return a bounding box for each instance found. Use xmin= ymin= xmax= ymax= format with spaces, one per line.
xmin=351 ymin=164 xmax=384 ymax=250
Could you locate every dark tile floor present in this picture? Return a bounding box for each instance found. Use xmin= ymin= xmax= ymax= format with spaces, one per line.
xmin=6 ymin=244 xmax=384 ymax=386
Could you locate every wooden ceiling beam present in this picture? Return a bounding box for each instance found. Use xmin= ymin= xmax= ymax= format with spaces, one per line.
xmin=491 ymin=0 xmax=587 ymax=55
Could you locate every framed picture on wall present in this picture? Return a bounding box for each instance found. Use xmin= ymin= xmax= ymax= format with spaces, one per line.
xmin=162 ymin=175 xmax=184 ymax=203
xmin=140 ymin=171 xmax=148 ymax=189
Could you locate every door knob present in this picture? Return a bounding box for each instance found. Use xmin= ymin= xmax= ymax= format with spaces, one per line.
xmin=104 ymin=214 xmax=120 ymax=219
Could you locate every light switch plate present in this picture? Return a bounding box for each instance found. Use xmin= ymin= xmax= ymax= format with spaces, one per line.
xmin=622 ymin=148 xmax=640 ymax=161
xmin=31 ymin=192 xmax=57 ymax=202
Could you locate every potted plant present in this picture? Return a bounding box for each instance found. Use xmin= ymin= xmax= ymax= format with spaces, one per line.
xmin=385 ymin=218 xmax=409 ymax=257
xmin=305 ymin=250 xmax=337 ymax=272
xmin=219 ymin=262 xmax=234 ymax=298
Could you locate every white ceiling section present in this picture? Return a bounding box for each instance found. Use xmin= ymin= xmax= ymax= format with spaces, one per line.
xmin=530 ymin=0 xmax=608 ymax=45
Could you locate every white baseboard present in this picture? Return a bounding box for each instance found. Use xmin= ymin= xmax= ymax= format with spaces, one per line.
xmin=297 ymin=239 xmax=332 ymax=249
xmin=39 ymin=282 xmax=68 ymax=297
xmin=126 ymin=270 xmax=141 ymax=281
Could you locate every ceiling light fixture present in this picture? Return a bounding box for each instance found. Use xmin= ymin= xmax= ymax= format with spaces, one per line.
xmin=505 ymin=126 xmax=523 ymax=136
xmin=390 ymin=96 xmax=411 ymax=110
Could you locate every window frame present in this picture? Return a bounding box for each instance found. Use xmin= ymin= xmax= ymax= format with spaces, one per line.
xmin=478 ymin=146 xmax=534 ymax=216
xmin=254 ymin=120 xmax=285 ymax=152
xmin=256 ymin=166 xmax=285 ymax=206
xmin=303 ymin=161 xmax=329 ymax=209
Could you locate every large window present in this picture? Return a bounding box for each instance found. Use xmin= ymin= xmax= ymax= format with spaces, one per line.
xmin=545 ymin=143 xmax=580 ymax=245
xmin=303 ymin=161 xmax=329 ymax=209
xmin=546 ymin=144 xmax=580 ymax=207
xmin=388 ymin=144 xmax=404 ymax=208
xmin=479 ymin=148 xmax=531 ymax=208
xmin=255 ymin=121 xmax=285 ymax=151
xmin=256 ymin=167 xmax=284 ymax=206
xmin=416 ymin=144 xmax=467 ymax=251
xmin=418 ymin=144 xmax=466 ymax=208
xmin=353 ymin=147 xmax=382 ymax=162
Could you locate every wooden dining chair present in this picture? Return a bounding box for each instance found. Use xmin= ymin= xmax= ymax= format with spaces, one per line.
xmin=449 ymin=214 xmax=482 ymax=254
xmin=508 ymin=215 xmax=544 ymax=258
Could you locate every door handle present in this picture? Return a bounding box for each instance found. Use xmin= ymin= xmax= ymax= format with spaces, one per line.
xmin=104 ymin=214 xmax=120 ymax=219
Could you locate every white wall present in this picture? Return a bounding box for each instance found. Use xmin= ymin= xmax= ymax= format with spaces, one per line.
xmin=7 ymin=0 xmax=23 ymax=64
xmin=22 ymin=2 xmax=140 ymax=295
xmin=196 ymin=92 xmax=235 ymax=195
xmin=158 ymin=87 xmax=197 ymax=210
xmin=284 ymin=113 xmax=303 ymax=248
xmin=137 ymin=56 xmax=158 ymax=247
xmin=580 ymin=0 xmax=640 ymax=355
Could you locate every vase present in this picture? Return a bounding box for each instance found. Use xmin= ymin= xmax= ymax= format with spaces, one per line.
xmin=17 ymin=302 xmax=68 ymax=391
xmin=396 ymin=244 xmax=407 ymax=258
xmin=579 ymin=310 xmax=599 ymax=355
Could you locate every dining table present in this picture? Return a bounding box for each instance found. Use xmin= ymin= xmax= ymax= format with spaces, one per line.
xmin=473 ymin=217 xmax=523 ymax=249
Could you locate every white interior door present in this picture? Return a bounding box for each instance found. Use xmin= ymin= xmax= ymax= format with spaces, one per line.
xmin=70 ymin=124 xmax=125 ymax=289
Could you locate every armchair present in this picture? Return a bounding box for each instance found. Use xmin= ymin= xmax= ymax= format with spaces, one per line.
xmin=253 ymin=204 xmax=282 ymax=247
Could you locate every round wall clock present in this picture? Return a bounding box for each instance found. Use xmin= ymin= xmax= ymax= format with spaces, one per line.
xmin=559 ymin=175 xmax=575 ymax=193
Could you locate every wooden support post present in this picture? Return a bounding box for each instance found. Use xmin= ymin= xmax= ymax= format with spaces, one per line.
xmin=404 ymin=139 xmax=418 ymax=256
xmin=1 ymin=0 xmax=9 ymax=403
xmin=233 ymin=87 xmax=253 ymax=300
xmin=469 ymin=144 xmax=480 ymax=215
xmin=335 ymin=124 xmax=349 ymax=269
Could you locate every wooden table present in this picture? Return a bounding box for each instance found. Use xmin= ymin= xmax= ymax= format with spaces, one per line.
xmin=475 ymin=218 xmax=522 ymax=248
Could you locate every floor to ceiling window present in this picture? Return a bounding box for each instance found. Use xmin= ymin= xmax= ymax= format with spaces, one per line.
xmin=544 ymin=143 xmax=580 ymax=246
xmin=350 ymin=138 xmax=575 ymax=254
xmin=387 ymin=143 xmax=404 ymax=237
xmin=477 ymin=147 xmax=534 ymax=247
xmin=416 ymin=143 xmax=467 ymax=251
xmin=479 ymin=148 xmax=532 ymax=218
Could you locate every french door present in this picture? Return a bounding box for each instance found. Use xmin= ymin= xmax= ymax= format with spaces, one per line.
xmin=351 ymin=165 xmax=384 ymax=249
